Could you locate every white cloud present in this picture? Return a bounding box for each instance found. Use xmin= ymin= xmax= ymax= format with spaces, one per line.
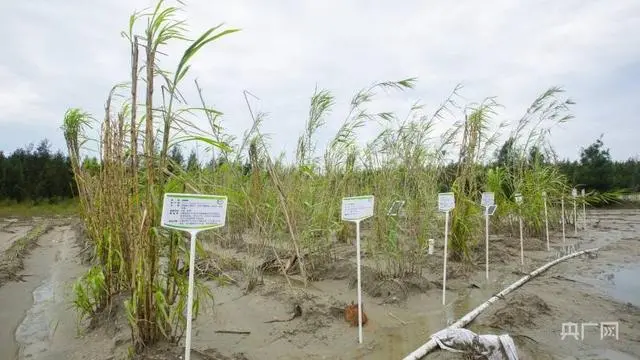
xmin=1 ymin=0 xmax=639 ymax=161
xmin=0 ymin=68 xmax=44 ymax=120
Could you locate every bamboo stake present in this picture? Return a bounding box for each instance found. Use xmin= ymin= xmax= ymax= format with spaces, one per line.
xmin=402 ymin=247 xmax=599 ymax=360
xmin=130 ymin=35 xmax=139 ymax=178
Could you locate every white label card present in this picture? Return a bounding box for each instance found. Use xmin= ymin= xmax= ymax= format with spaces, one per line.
xmin=581 ymin=189 xmax=585 ymax=196
xmin=161 ymin=193 xmax=228 ymax=231
xmin=438 ymin=192 xmax=455 ymax=212
xmin=514 ymin=193 xmax=523 ymax=204
xmin=481 ymin=192 xmax=495 ymax=207
xmin=572 ymin=188 xmax=578 ymax=198
xmin=341 ymin=195 xmax=375 ymax=221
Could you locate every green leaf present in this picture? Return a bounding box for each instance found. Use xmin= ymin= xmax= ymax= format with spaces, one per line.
xmin=171 ymin=135 xmax=232 ymax=152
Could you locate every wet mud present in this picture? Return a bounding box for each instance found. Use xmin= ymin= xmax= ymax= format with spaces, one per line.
xmin=0 ymin=210 xmax=638 ymax=359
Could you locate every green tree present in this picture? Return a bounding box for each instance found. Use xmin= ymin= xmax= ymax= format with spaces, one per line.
xmin=576 ymin=136 xmax=613 ymax=192
xmin=82 ymin=157 xmax=101 ymax=177
xmin=0 ymin=140 xmax=76 ymax=202
xmin=528 ymin=146 xmax=545 ymax=165
xmin=186 ymin=150 xmax=199 ymax=172
xmin=167 ymin=145 xmax=185 ymax=174
xmin=0 ymin=151 xmax=5 ymax=199
xmin=495 ymin=137 xmax=517 ymax=168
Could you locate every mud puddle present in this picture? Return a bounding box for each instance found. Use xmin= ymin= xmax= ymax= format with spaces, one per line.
xmin=570 ymin=265 xmax=640 ymax=307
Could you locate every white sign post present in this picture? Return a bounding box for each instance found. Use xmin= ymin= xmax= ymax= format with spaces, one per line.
xmin=481 ymin=192 xmax=495 ymax=208
xmin=161 ymin=193 xmax=228 ymax=360
xmin=341 ymin=195 xmax=375 ymax=344
xmin=514 ymin=193 xmax=524 ymax=266
xmin=561 ymin=196 xmax=566 ymax=243
xmin=438 ymin=192 xmax=455 ymax=305
xmin=481 ymin=192 xmax=496 ymax=280
xmin=581 ymin=189 xmax=586 ymax=230
xmin=542 ymin=191 xmax=550 ymax=251
xmin=572 ymin=188 xmax=578 ymax=236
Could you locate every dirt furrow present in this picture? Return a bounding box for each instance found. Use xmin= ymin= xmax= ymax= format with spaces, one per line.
xmin=0 ymin=223 xmax=87 ymax=360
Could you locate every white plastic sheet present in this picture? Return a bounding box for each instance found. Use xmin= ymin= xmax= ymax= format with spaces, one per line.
xmin=430 ymin=328 xmax=519 ymax=360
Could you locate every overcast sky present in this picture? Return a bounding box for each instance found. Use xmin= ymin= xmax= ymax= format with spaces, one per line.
xmin=1 ymin=0 xmax=639 ymax=161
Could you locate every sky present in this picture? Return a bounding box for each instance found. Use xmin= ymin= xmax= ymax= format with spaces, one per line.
xmin=1 ymin=0 xmax=639 ymax=162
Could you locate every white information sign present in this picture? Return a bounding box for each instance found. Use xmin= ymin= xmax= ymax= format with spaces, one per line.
xmin=581 ymin=189 xmax=585 ymax=196
xmin=161 ymin=193 xmax=227 ymax=230
xmin=341 ymin=196 xmax=375 ymax=222
xmin=161 ymin=193 xmax=228 ymax=360
xmin=481 ymin=192 xmax=495 ymax=207
xmin=572 ymin=188 xmax=578 ymax=198
xmin=514 ymin=193 xmax=523 ymax=204
xmin=438 ymin=192 xmax=455 ymax=212
xmin=340 ymin=195 xmax=374 ymax=344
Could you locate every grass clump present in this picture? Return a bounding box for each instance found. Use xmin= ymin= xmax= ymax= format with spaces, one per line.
xmin=64 ymin=0 xmax=237 ymax=352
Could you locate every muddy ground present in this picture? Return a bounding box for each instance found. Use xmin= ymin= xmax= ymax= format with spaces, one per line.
xmin=0 ymin=209 xmax=639 ymax=360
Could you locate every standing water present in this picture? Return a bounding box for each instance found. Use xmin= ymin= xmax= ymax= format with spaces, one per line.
xmin=15 ymin=279 xmax=55 ymax=358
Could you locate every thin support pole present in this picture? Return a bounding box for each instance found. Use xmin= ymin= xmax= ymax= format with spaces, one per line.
xmin=485 ymin=213 xmax=489 ymax=280
xmin=442 ymin=211 xmax=449 ymax=305
xmin=184 ymin=231 xmax=198 ymax=360
xmin=561 ymin=198 xmax=566 ymax=243
xmin=582 ymin=201 xmax=587 ymax=230
xmin=573 ymin=199 xmax=577 ymax=236
xmin=519 ymin=216 xmax=524 ymax=266
xmin=356 ymin=220 xmax=363 ymax=344
xmin=544 ymin=197 xmax=549 ymax=251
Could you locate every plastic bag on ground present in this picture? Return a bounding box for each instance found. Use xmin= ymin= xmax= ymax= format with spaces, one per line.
xmin=430 ymin=328 xmax=519 ymax=360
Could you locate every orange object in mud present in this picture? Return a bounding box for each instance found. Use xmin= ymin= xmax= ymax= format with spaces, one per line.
xmin=344 ymin=302 xmax=368 ymax=327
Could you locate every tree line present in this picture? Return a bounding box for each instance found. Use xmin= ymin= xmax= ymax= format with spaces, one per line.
xmin=557 ymin=137 xmax=640 ymax=193
xmin=494 ymin=135 xmax=640 ymax=193
xmin=1 ymin=137 xmax=638 ymax=203
xmin=0 ymin=140 xmax=75 ymax=203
